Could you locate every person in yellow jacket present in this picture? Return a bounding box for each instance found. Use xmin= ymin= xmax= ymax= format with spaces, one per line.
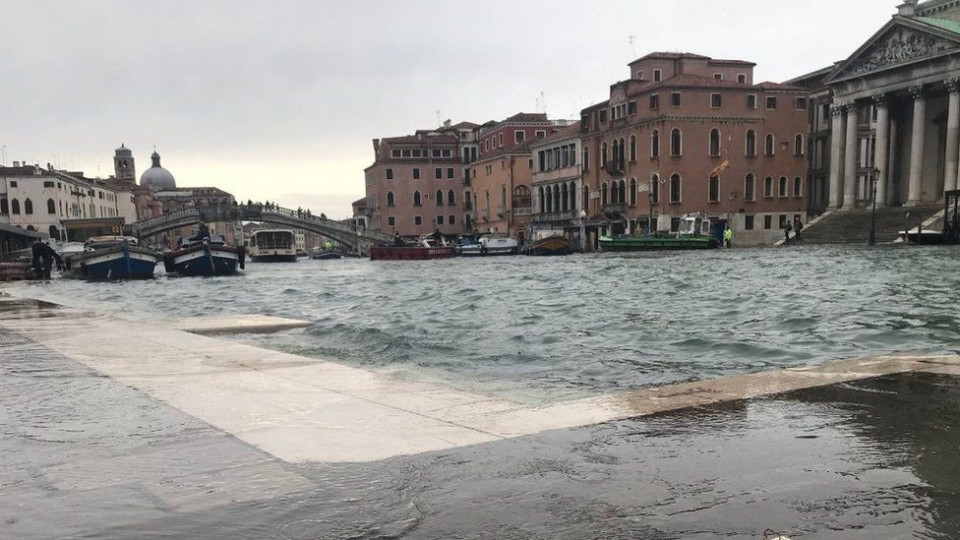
xmin=723 ymin=225 xmax=733 ymax=248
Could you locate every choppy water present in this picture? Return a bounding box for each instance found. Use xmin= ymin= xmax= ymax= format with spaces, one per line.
xmin=5 ymin=244 xmax=960 ymax=403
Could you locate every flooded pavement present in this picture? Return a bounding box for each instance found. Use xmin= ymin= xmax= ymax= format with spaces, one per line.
xmin=4 ymin=319 xmax=960 ymax=538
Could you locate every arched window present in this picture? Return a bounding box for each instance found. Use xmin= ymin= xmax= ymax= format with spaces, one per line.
xmin=601 ymin=182 xmax=608 ymax=206
xmin=744 ymin=173 xmax=756 ymax=201
xmin=583 ymin=147 xmax=589 ymax=170
xmin=561 ymin=184 xmax=569 ymax=211
xmin=765 ymin=134 xmax=775 ymax=156
xmin=413 ymin=191 xmax=422 ymax=207
xmin=764 ymin=176 xmax=773 ymax=198
xmin=670 ymin=174 xmax=682 ymax=203
xmin=708 ymin=175 xmax=720 ymax=203
xmin=0 ymin=198 xmax=7 ymax=214
xmin=48 ymin=225 xmax=59 ymax=241
xmin=670 ymin=128 xmax=682 ymax=156
xmin=570 ymin=181 xmax=578 ymax=211
xmin=24 ymin=199 xmax=33 ymax=215
xmin=546 ymin=186 xmax=553 ymax=212
xmin=618 ymin=180 xmax=626 ymax=204
xmin=709 ymin=128 xmax=721 ymax=157
xmin=630 ymin=135 xmax=637 ymax=162
xmin=387 ymin=191 xmax=395 ymax=206
xmin=513 ymin=185 xmax=531 ymax=209
xmin=651 ymin=129 xmax=660 ymax=158
xmin=793 ymin=176 xmax=803 ymax=198
xmin=618 ymin=138 xmax=626 ymax=170
xmin=629 ymin=178 xmax=637 ymax=206
xmin=651 ymin=174 xmax=660 ymax=204
xmin=778 ymin=176 xmax=788 ymax=197
xmin=611 ymin=141 xmax=619 ymax=171
xmin=436 ymin=189 xmax=444 ymax=206
xmin=47 ymin=198 xmax=56 ymax=214
xmin=11 ymin=199 xmax=20 ymax=215
xmin=794 ymin=134 xmax=804 ymax=156
xmin=553 ymin=185 xmax=561 ymax=211
xmin=448 ymin=190 xmax=455 ymax=205
xmin=746 ymin=130 xmax=757 ymax=157
xmin=539 ymin=186 xmax=546 ymax=213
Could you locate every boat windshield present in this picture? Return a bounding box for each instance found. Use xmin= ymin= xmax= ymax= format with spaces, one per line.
xmin=678 ymin=218 xmax=699 ymax=235
xmin=251 ymin=231 xmax=294 ymax=249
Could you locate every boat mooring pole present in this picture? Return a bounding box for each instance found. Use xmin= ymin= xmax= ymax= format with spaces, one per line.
xmin=579 ymin=210 xmax=587 ymax=253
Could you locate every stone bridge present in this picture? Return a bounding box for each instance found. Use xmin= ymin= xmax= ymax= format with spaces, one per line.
xmin=130 ymin=205 xmax=393 ymax=252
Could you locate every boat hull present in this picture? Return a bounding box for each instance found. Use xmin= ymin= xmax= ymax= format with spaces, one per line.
xmin=900 ymin=231 xmax=960 ymax=245
xmin=249 ymin=253 xmax=298 ymax=262
xmin=310 ymin=250 xmax=343 ymax=260
xmin=370 ymin=246 xmax=456 ymax=261
xmin=166 ymin=245 xmax=243 ymax=276
xmin=66 ymin=245 xmax=159 ymax=280
xmin=599 ymin=235 xmax=719 ymax=251
xmin=523 ymin=237 xmax=573 ymax=256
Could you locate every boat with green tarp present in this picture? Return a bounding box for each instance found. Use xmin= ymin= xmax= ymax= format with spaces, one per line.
xmin=599 ymin=214 xmax=720 ymax=251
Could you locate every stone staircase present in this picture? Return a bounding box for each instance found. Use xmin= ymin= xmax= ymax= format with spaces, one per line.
xmin=800 ymin=204 xmax=942 ymax=244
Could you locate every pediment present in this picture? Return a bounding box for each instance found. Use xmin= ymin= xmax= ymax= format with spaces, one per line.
xmin=827 ymin=18 xmax=960 ymax=83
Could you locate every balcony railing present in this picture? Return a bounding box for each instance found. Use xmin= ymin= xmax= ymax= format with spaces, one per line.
xmin=605 ymin=160 xmax=624 ymax=177
xmin=603 ymin=202 xmax=627 ymax=215
xmin=513 ymin=206 xmax=533 ymax=217
xmin=533 ymin=209 xmax=578 ymax=222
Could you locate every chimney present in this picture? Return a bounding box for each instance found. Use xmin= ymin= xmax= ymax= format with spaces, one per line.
xmin=12 ymin=161 xmax=19 ymax=167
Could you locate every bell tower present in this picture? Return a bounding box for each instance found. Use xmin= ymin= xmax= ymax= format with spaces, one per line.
xmin=113 ymin=144 xmax=136 ymax=185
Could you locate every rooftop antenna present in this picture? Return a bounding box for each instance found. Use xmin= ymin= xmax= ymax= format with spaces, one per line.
xmin=628 ymin=35 xmax=637 ymax=59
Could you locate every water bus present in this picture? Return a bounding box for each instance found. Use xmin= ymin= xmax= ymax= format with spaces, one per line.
xmin=599 ymin=214 xmax=720 ymax=251
xmin=248 ymin=229 xmax=298 ymax=262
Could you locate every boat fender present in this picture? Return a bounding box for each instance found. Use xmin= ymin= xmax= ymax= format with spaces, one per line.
xmin=163 ymin=253 xmax=176 ymax=274
xmin=238 ymin=246 xmax=246 ymax=269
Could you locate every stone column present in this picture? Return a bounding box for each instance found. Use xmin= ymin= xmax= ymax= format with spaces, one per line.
xmin=888 ymin=118 xmax=898 ymax=206
xmin=843 ymin=102 xmax=859 ymax=208
xmin=828 ymin=102 xmax=845 ymax=209
xmin=948 ymin=78 xmax=960 ymax=194
xmin=874 ymin=95 xmax=890 ymax=208
xmin=907 ymin=86 xmax=926 ymax=205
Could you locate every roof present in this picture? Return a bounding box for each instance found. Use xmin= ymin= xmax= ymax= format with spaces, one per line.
xmin=917 ymin=16 xmax=960 ymax=34
xmin=0 ymin=166 xmax=52 ymax=177
xmin=503 ymin=112 xmax=549 ymax=123
xmin=629 ymin=52 xmax=710 ymax=64
xmin=381 ymin=134 xmax=459 ymax=145
xmin=635 ymin=73 xmax=804 ymax=92
xmin=530 ymin=122 xmax=581 ymax=148
xmin=0 ymin=222 xmax=45 ymax=239
xmin=473 ymin=139 xmax=538 ymax=163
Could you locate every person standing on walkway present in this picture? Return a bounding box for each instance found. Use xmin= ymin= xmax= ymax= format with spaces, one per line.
xmin=31 ymin=241 xmax=63 ymax=280
xmin=793 ymin=217 xmax=804 ymax=242
xmin=783 ymin=220 xmax=793 ymax=243
xmin=723 ymin=225 xmax=733 ymax=248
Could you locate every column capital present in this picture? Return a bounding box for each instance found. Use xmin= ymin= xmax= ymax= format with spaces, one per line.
xmin=830 ymin=100 xmax=852 ymax=117
xmin=872 ymin=94 xmax=889 ymax=109
xmin=910 ymin=85 xmax=926 ymax=100
xmin=947 ymin=77 xmax=960 ymax=94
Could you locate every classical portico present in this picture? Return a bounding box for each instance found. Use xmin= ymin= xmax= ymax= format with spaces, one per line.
xmin=825 ymin=0 xmax=960 ymax=209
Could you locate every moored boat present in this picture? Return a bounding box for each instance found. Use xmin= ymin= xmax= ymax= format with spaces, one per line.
xmin=370 ymin=240 xmax=455 ymax=261
xmin=523 ymin=235 xmax=573 ymax=256
xmin=163 ymin=234 xmax=245 ymax=276
xmin=310 ymin=249 xmax=343 ymax=260
xmin=600 ymin=214 xmax=720 ymax=251
xmin=63 ymin=236 xmax=160 ymax=280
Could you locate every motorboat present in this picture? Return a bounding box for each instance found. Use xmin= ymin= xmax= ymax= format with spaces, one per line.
xmin=523 ymin=233 xmax=573 ymax=256
xmin=163 ymin=234 xmax=245 ymax=276
xmin=310 ymin=249 xmax=343 ymax=260
xmin=370 ymin=237 xmax=455 ymax=261
xmin=63 ymin=236 xmax=160 ymax=280
xmin=600 ymin=214 xmax=720 ymax=251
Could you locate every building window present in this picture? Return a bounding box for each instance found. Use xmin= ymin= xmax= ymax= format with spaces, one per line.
xmin=536 ymin=130 xmax=546 ymax=138
xmin=650 ymin=94 xmax=660 ymax=109
xmin=629 ymin=178 xmax=637 ymax=206
xmin=630 ymin=135 xmax=637 ymax=162
xmin=498 ymin=134 xmax=503 ymax=147
xmin=583 ymin=148 xmax=589 ymax=170
xmin=387 ymin=192 xmax=395 ymax=206
xmin=45 ymin=198 xmax=55 ymax=214
xmin=10 ymin=181 xmax=16 ymax=188
xmin=671 ymin=217 xmax=681 ymax=232
xmin=515 ymin=130 xmax=525 ymax=143
xmin=599 ymin=109 xmax=607 ymax=123
xmin=670 ymin=174 xmax=682 ymax=203
xmin=43 ymin=181 xmax=54 ymax=188
xmin=747 ymin=94 xmax=757 ymax=109
xmin=449 ymin=215 xmax=456 ymax=225
xmin=435 ymin=168 xmax=442 ymax=179
xmin=437 ymin=215 xmax=444 ymax=225
xmin=744 ymin=173 xmax=756 ymax=201
xmin=0 ymin=198 xmax=6 ymax=214
xmin=746 ymin=130 xmax=757 ymax=157
xmin=779 ymin=214 xmax=788 ymax=228
xmin=793 ymin=177 xmax=803 ymax=198
xmin=766 ymin=96 xmax=777 ymax=110
xmin=794 ymin=134 xmax=805 ymax=156
xmin=436 ymin=189 xmax=444 ymax=206
xmin=651 ymin=175 xmax=660 ymax=204
xmin=737 ymin=74 xmax=746 ymax=84
xmin=745 ymin=215 xmax=755 ymax=230
xmin=651 ymin=130 xmax=660 ymax=158
xmin=714 ymin=73 xmax=723 ymax=81
xmin=654 ymin=69 xmax=662 ymax=82
xmin=637 ymin=70 xmax=644 ymax=80
xmin=670 ymin=129 xmax=682 ymax=157
xmin=708 ymin=176 xmax=720 ymax=203
xmin=415 ymin=216 xmax=422 ymax=226
xmin=24 ymin=199 xmax=33 ymax=215
xmin=447 ymin=167 xmax=454 ymax=179
xmin=764 ymin=134 xmax=775 ymax=156
xmin=413 ymin=191 xmax=422 ymax=206
xmin=601 ymin=183 xmax=608 ymax=206
xmin=628 ymin=101 xmax=636 ymax=115
xmin=386 ymin=168 xmax=393 ymax=180
xmin=764 ymin=176 xmax=773 ymax=198
xmin=709 ymin=129 xmax=721 ymax=157
xmin=795 ymin=97 xmax=807 ymax=110
xmin=448 ymin=190 xmax=455 ymax=205
xmin=388 ymin=216 xmax=395 ymax=227
xmin=711 ymin=94 xmax=722 ymax=108
xmin=764 ymin=215 xmax=772 ymax=229
xmin=413 ymin=168 xmax=420 ymax=179
xmin=671 ymin=92 xmax=682 ymax=107
xmin=778 ymin=176 xmax=788 ymax=198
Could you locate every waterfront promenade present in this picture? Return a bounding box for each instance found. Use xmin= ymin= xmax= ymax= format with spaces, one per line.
xmin=4 ymin=292 xmax=960 ymax=537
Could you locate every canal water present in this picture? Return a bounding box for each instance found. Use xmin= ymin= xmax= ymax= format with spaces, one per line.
xmin=5 ymin=244 xmax=959 ymax=404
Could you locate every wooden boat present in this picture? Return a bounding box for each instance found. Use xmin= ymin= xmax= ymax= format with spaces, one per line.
xmin=600 ymin=214 xmax=720 ymax=251
xmin=248 ymin=229 xmax=298 ymax=262
xmin=523 ymin=235 xmax=573 ymax=256
xmin=63 ymin=236 xmax=160 ymax=279
xmin=370 ymin=239 xmax=456 ymax=261
xmin=310 ymin=249 xmax=343 ymax=260
xmin=163 ymin=234 xmax=244 ymax=276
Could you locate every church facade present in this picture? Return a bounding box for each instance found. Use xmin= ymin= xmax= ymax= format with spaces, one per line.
xmin=794 ymin=0 xmax=960 ymax=213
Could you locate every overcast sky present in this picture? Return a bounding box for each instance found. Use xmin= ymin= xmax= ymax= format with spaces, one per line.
xmin=2 ymin=0 xmax=896 ymax=218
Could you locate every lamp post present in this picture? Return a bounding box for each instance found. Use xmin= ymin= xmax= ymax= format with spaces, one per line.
xmin=579 ymin=210 xmax=587 ymax=253
xmin=869 ymin=167 xmax=880 ymax=246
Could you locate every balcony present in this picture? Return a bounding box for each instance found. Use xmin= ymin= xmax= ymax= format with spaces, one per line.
xmin=513 ymin=206 xmax=533 ymax=217
xmin=496 ymin=206 xmax=507 ymax=218
xmin=533 ymin=209 xmax=578 ymax=223
xmin=603 ymin=202 xmax=627 ymax=216
xmin=605 ymin=160 xmax=625 ymax=177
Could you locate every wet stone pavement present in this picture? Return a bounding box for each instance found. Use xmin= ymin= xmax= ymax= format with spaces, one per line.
xmin=4 ymin=325 xmax=960 ymax=539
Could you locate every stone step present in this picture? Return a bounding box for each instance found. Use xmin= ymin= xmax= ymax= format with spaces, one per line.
xmin=801 ymin=204 xmax=941 ymax=244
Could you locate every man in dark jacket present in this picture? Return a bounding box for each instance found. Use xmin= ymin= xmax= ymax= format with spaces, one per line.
xmin=31 ymin=241 xmax=64 ymax=279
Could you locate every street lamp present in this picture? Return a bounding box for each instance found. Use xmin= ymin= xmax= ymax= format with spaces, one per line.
xmin=579 ymin=210 xmax=587 ymax=253
xmin=869 ymin=167 xmax=880 ymax=245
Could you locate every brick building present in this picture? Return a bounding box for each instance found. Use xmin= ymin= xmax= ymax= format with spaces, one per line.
xmin=580 ymin=52 xmax=810 ymax=246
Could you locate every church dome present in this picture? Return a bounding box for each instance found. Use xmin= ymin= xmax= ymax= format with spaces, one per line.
xmin=140 ymin=151 xmax=176 ymax=190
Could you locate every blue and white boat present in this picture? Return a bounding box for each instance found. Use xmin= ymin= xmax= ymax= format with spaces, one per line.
xmin=63 ymin=236 xmax=160 ymax=280
xmin=163 ymin=234 xmax=245 ymax=277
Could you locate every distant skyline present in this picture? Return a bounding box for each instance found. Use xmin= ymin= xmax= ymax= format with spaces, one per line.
xmin=3 ymin=1 xmax=898 ymax=219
